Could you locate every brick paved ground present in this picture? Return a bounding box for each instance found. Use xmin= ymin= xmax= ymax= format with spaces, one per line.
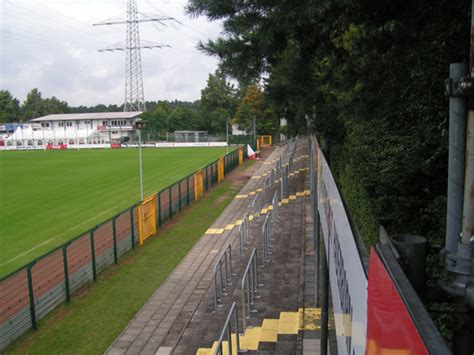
xmin=106 ymin=145 xmax=288 ymax=355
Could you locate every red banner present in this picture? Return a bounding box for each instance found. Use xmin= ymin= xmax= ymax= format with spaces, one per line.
xmin=366 ymin=247 xmax=428 ymax=354
xmin=110 ymin=143 xmax=121 ymax=149
xmin=46 ymin=144 xmax=67 ymax=150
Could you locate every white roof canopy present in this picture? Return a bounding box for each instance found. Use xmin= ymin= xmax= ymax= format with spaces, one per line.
xmin=30 ymin=112 xmax=143 ymax=122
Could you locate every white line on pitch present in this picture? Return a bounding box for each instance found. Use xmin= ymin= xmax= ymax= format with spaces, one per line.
xmin=0 ymin=200 xmax=131 ymax=268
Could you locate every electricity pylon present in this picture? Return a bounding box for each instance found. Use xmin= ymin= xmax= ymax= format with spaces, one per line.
xmin=93 ymin=0 xmax=178 ymax=111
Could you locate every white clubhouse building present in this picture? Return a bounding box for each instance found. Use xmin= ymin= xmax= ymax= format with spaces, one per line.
xmin=0 ymin=112 xmax=142 ymax=149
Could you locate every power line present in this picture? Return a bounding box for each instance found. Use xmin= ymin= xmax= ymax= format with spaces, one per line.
xmin=0 ymin=27 xmax=98 ymax=49
xmin=3 ymin=0 xmax=115 ymax=41
xmin=141 ymin=0 xmax=210 ymax=38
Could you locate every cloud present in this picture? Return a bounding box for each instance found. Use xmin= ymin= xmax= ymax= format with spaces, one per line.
xmin=0 ymin=0 xmax=222 ymax=107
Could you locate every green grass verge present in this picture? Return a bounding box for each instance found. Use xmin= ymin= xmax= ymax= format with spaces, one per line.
xmin=5 ymin=164 xmax=250 ymax=354
xmin=0 ymin=147 xmax=228 ymax=275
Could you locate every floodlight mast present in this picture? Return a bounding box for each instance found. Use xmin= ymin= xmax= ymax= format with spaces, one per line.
xmin=93 ymin=0 xmax=177 ymax=112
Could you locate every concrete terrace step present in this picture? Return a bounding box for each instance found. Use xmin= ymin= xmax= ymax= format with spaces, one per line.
xmin=195 ymin=308 xmax=321 ymax=355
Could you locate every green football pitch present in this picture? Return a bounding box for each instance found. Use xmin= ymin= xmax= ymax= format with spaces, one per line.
xmin=0 ymin=147 xmax=228 ymax=277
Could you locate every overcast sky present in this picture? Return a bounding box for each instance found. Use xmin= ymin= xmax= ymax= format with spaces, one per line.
xmin=0 ymin=0 xmax=222 ymax=107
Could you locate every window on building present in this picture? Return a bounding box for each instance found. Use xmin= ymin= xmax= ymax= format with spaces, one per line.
xmin=66 ymin=122 xmax=72 ymax=127
xmin=41 ymin=122 xmax=50 ymax=128
xmin=58 ymin=122 xmax=64 ymax=127
xmin=28 ymin=140 xmax=33 ymax=146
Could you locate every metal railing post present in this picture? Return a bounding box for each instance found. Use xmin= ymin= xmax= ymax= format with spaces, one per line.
xmin=213 ymin=244 xmax=233 ymax=310
xmin=186 ymin=175 xmax=190 ymax=205
xmin=241 ymin=248 xmax=259 ymax=329
xmin=239 ymin=214 xmax=249 ymax=256
xmin=158 ymin=192 xmax=162 ymax=228
xmin=261 ymin=212 xmax=273 ymax=266
xmin=169 ymin=187 xmax=173 ymax=219
xmin=90 ymin=228 xmax=97 ymax=281
xmin=213 ymin=302 xmax=241 ymax=355
xmin=178 ymin=180 xmax=182 ymax=212
xmin=112 ymin=216 xmax=118 ymax=264
xmin=27 ymin=263 xmax=38 ymax=330
xmin=130 ymin=207 xmax=135 ymax=249
xmin=63 ymin=245 xmax=71 ymax=303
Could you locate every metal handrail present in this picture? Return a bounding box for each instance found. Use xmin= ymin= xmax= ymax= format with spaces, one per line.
xmin=271 ymin=191 xmax=279 ymax=222
xmin=261 ymin=211 xmax=273 ymax=266
xmin=213 ymin=302 xmax=241 ymax=355
xmin=251 ymin=193 xmax=261 ymax=221
xmin=281 ymin=165 xmax=288 ymax=199
xmin=241 ymin=248 xmax=259 ymax=330
xmin=213 ymin=243 xmax=233 ymax=310
xmin=238 ymin=214 xmax=249 ymax=256
xmin=270 ymin=168 xmax=275 ymax=189
xmin=263 ymin=175 xmax=270 ymax=204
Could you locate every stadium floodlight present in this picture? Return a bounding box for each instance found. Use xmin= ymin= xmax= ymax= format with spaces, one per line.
xmin=134 ymin=119 xmax=145 ymax=201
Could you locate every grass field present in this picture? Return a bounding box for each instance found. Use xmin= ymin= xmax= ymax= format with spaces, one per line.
xmin=0 ymin=147 xmax=227 ymax=276
xmin=4 ymin=174 xmax=248 ymax=354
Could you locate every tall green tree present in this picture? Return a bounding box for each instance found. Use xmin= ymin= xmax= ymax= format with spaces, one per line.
xmin=200 ymin=69 xmax=238 ymax=134
xmin=22 ymin=88 xmax=44 ymax=120
xmin=187 ymin=0 xmax=470 ymax=244
xmin=22 ymin=89 xmax=69 ymax=120
xmin=0 ymin=90 xmax=20 ymax=122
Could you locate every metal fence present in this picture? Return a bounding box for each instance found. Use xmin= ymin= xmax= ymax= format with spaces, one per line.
xmin=0 ymin=147 xmax=245 ymax=351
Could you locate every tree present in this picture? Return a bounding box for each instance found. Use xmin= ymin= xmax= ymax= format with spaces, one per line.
xmin=21 ymin=89 xmax=70 ymax=120
xmin=22 ymin=88 xmax=44 ymax=120
xmin=0 ymin=90 xmax=20 ymax=122
xmin=235 ymin=84 xmax=278 ymax=135
xmin=200 ymin=70 xmax=238 ymax=134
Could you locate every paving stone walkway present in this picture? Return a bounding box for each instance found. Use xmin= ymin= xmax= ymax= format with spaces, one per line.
xmin=106 ymin=145 xmax=289 ymax=355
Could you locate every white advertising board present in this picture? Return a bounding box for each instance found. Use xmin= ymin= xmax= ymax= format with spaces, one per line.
xmin=317 ymin=148 xmax=368 ymax=355
xmin=154 ymin=142 xmax=227 ymax=148
xmin=1 ymin=145 xmax=44 ymax=151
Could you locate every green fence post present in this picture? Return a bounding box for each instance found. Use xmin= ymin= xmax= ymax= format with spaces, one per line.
xmin=112 ymin=216 xmax=118 ymax=264
xmin=90 ymin=228 xmax=97 ymax=281
xmin=178 ymin=180 xmax=182 ymax=212
xmin=158 ymin=192 xmax=162 ymax=227
xmin=27 ymin=263 xmax=37 ymax=330
xmin=214 ymin=162 xmax=217 ymax=184
xmin=169 ymin=186 xmax=173 ymax=219
xmin=63 ymin=245 xmax=71 ymax=303
xmin=130 ymin=207 xmax=135 ymax=250
xmin=186 ymin=176 xmax=190 ymax=205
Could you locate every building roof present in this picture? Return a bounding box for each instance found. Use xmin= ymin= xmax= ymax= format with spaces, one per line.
xmin=30 ymin=112 xmax=143 ymax=122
